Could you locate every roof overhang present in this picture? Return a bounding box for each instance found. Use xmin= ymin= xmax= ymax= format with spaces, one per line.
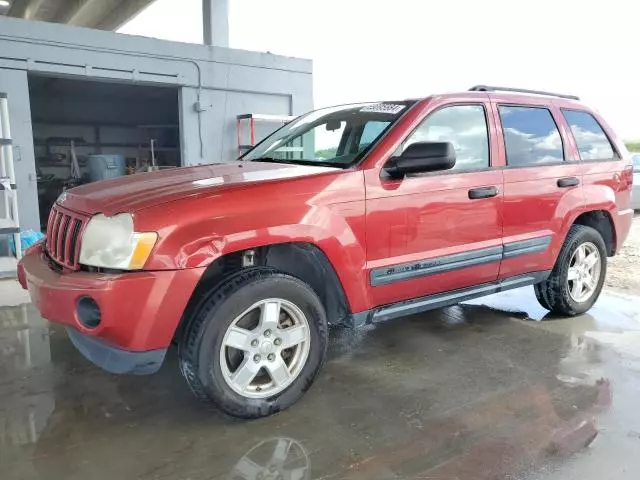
xmin=1 ymin=0 xmax=156 ymax=30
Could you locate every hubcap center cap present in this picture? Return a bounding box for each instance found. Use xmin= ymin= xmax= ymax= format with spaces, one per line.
xmin=259 ymin=340 xmax=274 ymax=355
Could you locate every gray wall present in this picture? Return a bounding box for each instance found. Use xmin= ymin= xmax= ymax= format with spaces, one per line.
xmin=0 ymin=16 xmax=313 ymax=229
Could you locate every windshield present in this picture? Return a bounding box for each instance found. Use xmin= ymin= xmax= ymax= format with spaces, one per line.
xmin=633 ymin=154 xmax=640 ymax=171
xmin=242 ymin=101 xmax=415 ymax=167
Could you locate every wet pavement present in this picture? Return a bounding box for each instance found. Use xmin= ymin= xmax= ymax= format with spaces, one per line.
xmin=2 ymin=282 xmax=640 ymax=480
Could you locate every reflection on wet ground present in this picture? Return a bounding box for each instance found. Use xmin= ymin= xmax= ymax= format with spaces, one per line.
xmin=2 ymin=284 xmax=639 ymax=479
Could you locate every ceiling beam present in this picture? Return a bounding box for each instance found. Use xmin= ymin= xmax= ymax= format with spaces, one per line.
xmin=94 ymin=0 xmax=155 ymax=30
xmin=4 ymin=0 xmax=156 ymax=30
xmin=7 ymin=0 xmax=48 ymax=19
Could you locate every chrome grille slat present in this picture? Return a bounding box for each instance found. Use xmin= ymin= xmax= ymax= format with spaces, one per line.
xmin=57 ymin=215 xmax=70 ymax=261
xmin=50 ymin=212 xmax=63 ymax=258
xmin=45 ymin=204 xmax=88 ymax=270
xmin=68 ymin=219 xmax=81 ymax=265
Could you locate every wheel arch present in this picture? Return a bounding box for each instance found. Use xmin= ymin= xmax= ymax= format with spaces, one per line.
xmin=174 ymin=241 xmax=354 ymax=343
xmin=571 ymin=209 xmax=616 ymax=256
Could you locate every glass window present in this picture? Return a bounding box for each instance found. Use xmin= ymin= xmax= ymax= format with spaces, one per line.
xmin=312 ymin=121 xmax=346 ymax=160
xmin=562 ymin=110 xmax=615 ymax=160
xmin=403 ymin=105 xmax=489 ymax=171
xmin=243 ymin=102 xmax=413 ymax=167
xmin=498 ymin=106 xmax=564 ymax=166
xmin=359 ymin=121 xmax=390 ymax=150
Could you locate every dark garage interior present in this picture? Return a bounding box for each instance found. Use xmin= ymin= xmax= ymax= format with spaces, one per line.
xmin=28 ymin=75 xmax=181 ymax=229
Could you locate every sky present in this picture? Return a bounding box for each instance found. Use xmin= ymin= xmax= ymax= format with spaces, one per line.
xmin=119 ymin=0 xmax=640 ymax=140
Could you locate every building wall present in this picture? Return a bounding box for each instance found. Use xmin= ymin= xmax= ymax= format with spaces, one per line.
xmin=0 ymin=69 xmax=38 ymax=230
xmin=0 ymin=16 xmax=313 ymax=229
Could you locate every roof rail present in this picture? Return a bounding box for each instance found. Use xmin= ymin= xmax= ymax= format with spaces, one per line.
xmin=469 ymin=85 xmax=580 ymax=101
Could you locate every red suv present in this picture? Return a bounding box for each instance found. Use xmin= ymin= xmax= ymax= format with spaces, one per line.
xmin=18 ymin=85 xmax=634 ymax=418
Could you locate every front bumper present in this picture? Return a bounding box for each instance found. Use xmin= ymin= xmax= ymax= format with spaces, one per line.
xmin=65 ymin=326 xmax=166 ymax=374
xmin=18 ymin=244 xmax=205 ymax=373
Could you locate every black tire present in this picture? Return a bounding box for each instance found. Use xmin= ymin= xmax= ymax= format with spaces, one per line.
xmin=533 ymin=282 xmax=553 ymax=311
xmin=534 ymin=225 xmax=607 ymax=316
xmin=179 ymin=267 xmax=328 ymax=419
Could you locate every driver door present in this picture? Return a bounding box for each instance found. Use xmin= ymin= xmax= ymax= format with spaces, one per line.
xmin=364 ymin=102 xmax=504 ymax=307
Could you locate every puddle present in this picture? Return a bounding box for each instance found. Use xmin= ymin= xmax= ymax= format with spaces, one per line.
xmin=2 ymin=283 xmax=640 ymax=479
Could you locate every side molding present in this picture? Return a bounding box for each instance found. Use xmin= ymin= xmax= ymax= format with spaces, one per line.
xmin=370 ymin=246 xmax=503 ymax=286
xmin=502 ymin=236 xmax=552 ymax=259
xmin=370 ymin=236 xmax=552 ymax=286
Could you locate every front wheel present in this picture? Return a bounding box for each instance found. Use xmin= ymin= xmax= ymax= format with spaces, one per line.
xmin=534 ymin=225 xmax=607 ymax=316
xmin=179 ymin=268 xmax=328 ymax=419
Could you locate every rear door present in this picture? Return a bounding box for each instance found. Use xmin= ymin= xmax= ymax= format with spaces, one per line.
xmin=493 ymin=100 xmax=584 ymax=279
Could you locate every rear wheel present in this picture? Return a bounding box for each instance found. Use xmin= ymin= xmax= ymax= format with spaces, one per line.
xmin=179 ymin=268 xmax=328 ymax=419
xmin=534 ymin=225 xmax=607 ymax=316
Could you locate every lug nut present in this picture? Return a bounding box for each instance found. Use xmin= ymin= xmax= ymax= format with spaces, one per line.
xmin=268 ymin=353 xmax=275 ymax=361
xmin=274 ymin=338 xmax=282 ymax=346
xmin=253 ymin=354 xmax=261 ymax=363
xmin=264 ymin=329 xmax=272 ymax=337
xmin=251 ymin=339 xmax=259 ymax=347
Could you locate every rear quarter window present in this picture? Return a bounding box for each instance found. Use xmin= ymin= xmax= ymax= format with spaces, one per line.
xmin=561 ymin=110 xmax=616 ymax=160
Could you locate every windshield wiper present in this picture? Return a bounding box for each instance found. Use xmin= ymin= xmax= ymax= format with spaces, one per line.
xmin=248 ymin=156 xmax=285 ymax=163
xmin=248 ymin=157 xmax=342 ymax=168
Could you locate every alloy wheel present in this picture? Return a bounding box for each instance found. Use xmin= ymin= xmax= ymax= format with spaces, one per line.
xmin=219 ymin=298 xmax=311 ymax=399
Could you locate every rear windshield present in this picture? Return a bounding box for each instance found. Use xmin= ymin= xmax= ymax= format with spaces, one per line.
xmin=242 ymin=101 xmax=415 ymax=168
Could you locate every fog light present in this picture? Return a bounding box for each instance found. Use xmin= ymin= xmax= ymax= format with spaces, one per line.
xmin=77 ymin=296 xmax=101 ymax=329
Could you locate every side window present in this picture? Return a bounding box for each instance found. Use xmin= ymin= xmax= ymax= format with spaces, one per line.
xmin=498 ymin=106 xmax=564 ymax=166
xmin=359 ymin=121 xmax=390 ymax=150
xmin=562 ymin=109 xmax=615 ymax=160
xmin=403 ymin=105 xmax=489 ymax=171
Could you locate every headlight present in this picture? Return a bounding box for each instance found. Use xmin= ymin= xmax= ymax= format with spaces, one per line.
xmin=79 ymin=213 xmax=158 ymax=270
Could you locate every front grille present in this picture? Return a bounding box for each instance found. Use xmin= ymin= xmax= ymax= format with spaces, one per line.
xmin=45 ymin=204 xmax=88 ymax=270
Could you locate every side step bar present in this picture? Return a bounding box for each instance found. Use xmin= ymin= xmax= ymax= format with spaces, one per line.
xmin=349 ymin=271 xmax=550 ymax=327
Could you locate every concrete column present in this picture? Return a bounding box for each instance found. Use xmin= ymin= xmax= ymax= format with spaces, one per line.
xmin=202 ymin=0 xmax=229 ymax=47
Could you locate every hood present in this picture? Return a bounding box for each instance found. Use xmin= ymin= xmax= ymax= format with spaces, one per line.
xmin=59 ymin=161 xmax=338 ymax=215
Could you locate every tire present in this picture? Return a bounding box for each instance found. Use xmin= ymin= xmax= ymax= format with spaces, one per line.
xmin=534 ymin=225 xmax=607 ymax=316
xmin=533 ymin=284 xmax=553 ymax=311
xmin=179 ymin=267 xmax=328 ymax=419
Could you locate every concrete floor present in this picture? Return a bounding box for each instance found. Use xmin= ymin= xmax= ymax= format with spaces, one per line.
xmin=1 ymin=284 xmax=639 ymax=480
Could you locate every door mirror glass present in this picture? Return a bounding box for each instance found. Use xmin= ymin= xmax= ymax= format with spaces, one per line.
xmin=385 ymin=141 xmax=456 ymax=177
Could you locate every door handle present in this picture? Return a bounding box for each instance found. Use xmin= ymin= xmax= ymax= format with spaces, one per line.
xmin=468 ymin=186 xmax=498 ymax=199
xmin=557 ymin=177 xmax=580 ymax=188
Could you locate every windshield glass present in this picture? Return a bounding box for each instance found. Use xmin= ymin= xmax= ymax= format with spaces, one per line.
xmin=242 ymin=101 xmax=415 ymax=167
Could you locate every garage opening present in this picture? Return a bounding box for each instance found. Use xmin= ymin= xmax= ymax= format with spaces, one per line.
xmin=28 ymin=75 xmax=181 ymax=229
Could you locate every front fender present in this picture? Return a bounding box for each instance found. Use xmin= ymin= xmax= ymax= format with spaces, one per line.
xmin=138 ymin=172 xmax=371 ymax=312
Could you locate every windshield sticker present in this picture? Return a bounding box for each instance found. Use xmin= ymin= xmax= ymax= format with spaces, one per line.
xmin=360 ymin=103 xmax=406 ymax=115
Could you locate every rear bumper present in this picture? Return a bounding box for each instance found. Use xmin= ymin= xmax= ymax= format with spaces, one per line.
xmin=631 ymin=185 xmax=640 ymax=210
xmin=18 ymin=244 xmax=205 ymax=371
xmin=615 ymin=208 xmax=634 ymax=254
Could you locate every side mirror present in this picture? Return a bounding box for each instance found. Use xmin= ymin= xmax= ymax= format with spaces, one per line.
xmin=385 ymin=141 xmax=456 ymax=178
